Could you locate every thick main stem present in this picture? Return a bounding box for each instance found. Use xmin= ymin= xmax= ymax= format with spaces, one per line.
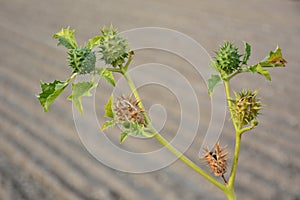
xmin=154 ymin=133 xmax=226 ymax=191
xmin=224 ymin=79 xmax=242 ymax=193
xmin=225 ymin=188 xmax=237 ymax=200
xmin=228 ymin=132 xmax=241 ymax=188
xmin=224 ymin=80 xmax=238 ymax=131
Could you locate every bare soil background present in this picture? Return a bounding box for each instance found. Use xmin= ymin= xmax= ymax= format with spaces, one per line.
xmin=0 ymin=0 xmax=300 ymax=199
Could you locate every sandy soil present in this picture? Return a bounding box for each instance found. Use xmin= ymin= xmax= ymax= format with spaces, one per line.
xmin=0 ymin=0 xmax=300 ymax=199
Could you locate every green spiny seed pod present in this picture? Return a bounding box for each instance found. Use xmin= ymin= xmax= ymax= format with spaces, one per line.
xmin=80 ymin=51 xmax=96 ymax=74
xmin=99 ymin=26 xmax=129 ymax=66
xmin=214 ymin=42 xmax=242 ymax=75
xmin=230 ymin=90 xmax=261 ymax=126
xmin=67 ymin=47 xmax=96 ymax=74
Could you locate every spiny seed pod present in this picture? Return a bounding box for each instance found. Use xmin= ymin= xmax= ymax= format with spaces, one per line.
xmin=114 ymin=95 xmax=146 ymax=126
xmin=67 ymin=47 xmax=96 ymax=74
xmin=99 ymin=26 xmax=129 ymax=66
xmin=214 ymin=42 xmax=242 ymax=74
xmin=201 ymin=142 xmax=228 ymax=177
xmin=230 ymin=90 xmax=261 ymax=126
xmin=80 ymin=50 xmax=96 ymax=74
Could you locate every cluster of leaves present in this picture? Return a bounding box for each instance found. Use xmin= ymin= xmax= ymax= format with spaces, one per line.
xmin=37 ymin=26 xmax=149 ymax=143
xmin=208 ymin=42 xmax=287 ymax=96
xmin=37 ymin=26 xmax=130 ymax=114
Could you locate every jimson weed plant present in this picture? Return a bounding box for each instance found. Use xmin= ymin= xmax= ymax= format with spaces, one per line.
xmin=36 ymin=26 xmax=286 ymax=200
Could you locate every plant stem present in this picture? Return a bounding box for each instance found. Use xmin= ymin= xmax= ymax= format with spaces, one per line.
xmin=123 ymin=72 xmax=151 ymax=125
xmin=228 ymin=131 xmax=241 ymax=188
xmin=240 ymin=123 xmax=256 ymax=135
xmin=154 ymin=133 xmax=226 ymax=191
xmin=224 ymin=188 xmax=237 ymax=200
xmin=227 ymin=70 xmax=241 ymax=81
xmin=224 ymin=80 xmax=238 ymax=131
xmin=123 ymin=51 xmax=134 ymax=72
xmin=222 ymin=174 xmax=228 ymax=184
xmin=224 ymin=79 xmax=242 ymax=192
xmin=123 ymin=71 xmax=227 ymax=192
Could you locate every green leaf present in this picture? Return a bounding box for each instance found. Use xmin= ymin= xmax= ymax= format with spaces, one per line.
xmin=98 ymin=68 xmax=115 ymax=86
xmin=53 ymin=27 xmax=78 ymax=49
xmin=104 ymin=95 xmax=114 ymax=118
xmin=264 ymin=46 xmax=287 ymax=67
xmin=245 ymin=46 xmax=286 ymax=80
xmin=67 ymin=81 xmax=98 ymax=114
xmin=129 ymin=121 xmax=144 ymax=136
xmin=87 ymin=36 xmax=102 ymax=50
xmin=37 ymin=80 xmax=69 ymax=112
xmin=242 ymin=42 xmax=251 ymax=65
xmin=208 ymin=74 xmax=222 ymax=97
xmin=101 ymin=120 xmax=117 ymax=131
xmin=119 ymin=121 xmax=145 ymax=143
xmin=120 ymin=131 xmax=129 ymax=143
xmin=254 ymin=64 xmax=271 ymax=80
xmin=247 ymin=64 xmax=271 ymax=80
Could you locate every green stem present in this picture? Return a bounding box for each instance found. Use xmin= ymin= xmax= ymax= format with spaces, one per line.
xmin=68 ymin=72 xmax=78 ymax=82
xmin=227 ymin=70 xmax=242 ymax=81
xmin=121 ymin=62 xmax=243 ymax=198
xmin=123 ymin=51 xmax=134 ymax=72
xmin=123 ymin=72 xmax=151 ymax=125
xmin=228 ymin=131 xmax=241 ymax=188
xmin=224 ymin=80 xmax=239 ymax=131
xmin=106 ymin=68 xmax=123 ymax=73
xmin=154 ymin=133 xmax=226 ymax=192
xmin=240 ymin=123 xmax=256 ymax=135
xmin=122 ymin=70 xmax=228 ymax=192
xmin=224 ymin=79 xmax=242 ymax=193
xmin=224 ymin=188 xmax=237 ymax=200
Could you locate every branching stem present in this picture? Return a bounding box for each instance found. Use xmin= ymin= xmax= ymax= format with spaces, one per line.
xmin=122 ymin=69 xmax=230 ymax=194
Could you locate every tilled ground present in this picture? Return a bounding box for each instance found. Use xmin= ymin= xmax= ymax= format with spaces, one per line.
xmin=0 ymin=0 xmax=300 ymax=200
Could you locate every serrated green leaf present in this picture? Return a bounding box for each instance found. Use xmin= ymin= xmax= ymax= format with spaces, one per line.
xmin=242 ymin=42 xmax=251 ymax=65
xmin=98 ymin=68 xmax=115 ymax=86
xmin=120 ymin=131 xmax=129 ymax=143
xmin=67 ymin=81 xmax=98 ymax=114
xmin=87 ymin=36 xmax=102 ymax=50
xmin=254 ymin=64 xmax=271 ymax=80
xmin=247 ymin=64 xmax=271 ymax=80
xmin=101 ymin=120 xmax=116 ymax=131
xmin=245 ymin=46 xmax=286 ymax=80
xmin=37 ymin=80 xmax=69 ymax=112
xmin=53 ymin=27 xmax=78 ymax=49
xmin=208 ymin=74 xmax=222 ymax=97
xmin=265 ymin=46 xmax=287 ymax=67
xmin=104 ymin=95 xmax=114 ymax=118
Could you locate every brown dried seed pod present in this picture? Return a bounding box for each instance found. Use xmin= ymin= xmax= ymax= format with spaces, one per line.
xmin=114 ymin=95 xmax=146 ymax=126
xmin=201 ymin=142 xmax=228 ymax=177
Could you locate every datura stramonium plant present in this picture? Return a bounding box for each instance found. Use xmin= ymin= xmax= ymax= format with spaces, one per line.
xmin=36 ymin=26 xmax=287 ymax=200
